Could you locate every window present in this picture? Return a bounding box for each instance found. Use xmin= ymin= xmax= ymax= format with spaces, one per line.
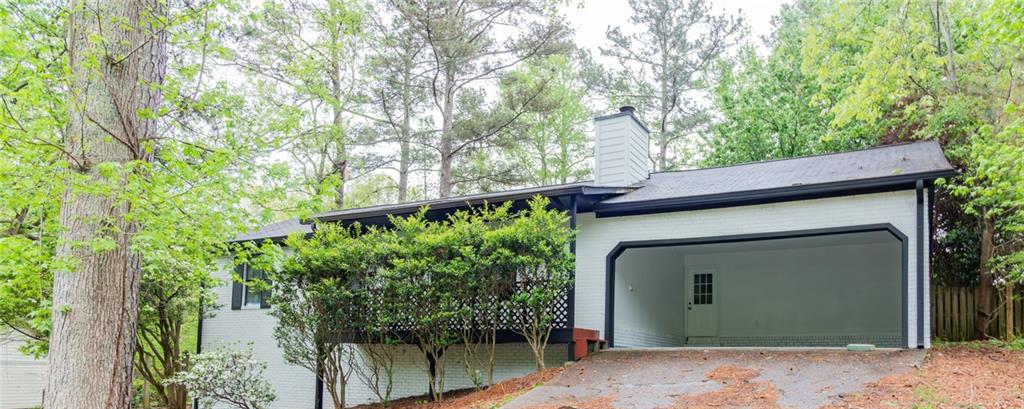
xmin=243 ymin=264 xmax=268 ymax=308
xmin=692 ymin=273 xmax=713 ymax=305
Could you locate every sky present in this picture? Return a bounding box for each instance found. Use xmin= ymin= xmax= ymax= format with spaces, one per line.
xmin=565 ymin=0 xmax=791 ymax=60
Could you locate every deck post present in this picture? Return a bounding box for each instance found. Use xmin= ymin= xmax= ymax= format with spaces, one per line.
xmin=567 ymin=194 xmax=577 ymax=361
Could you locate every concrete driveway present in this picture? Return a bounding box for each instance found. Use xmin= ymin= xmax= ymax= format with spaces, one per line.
xmin=504 ymin=348 xmax=925 ymax=409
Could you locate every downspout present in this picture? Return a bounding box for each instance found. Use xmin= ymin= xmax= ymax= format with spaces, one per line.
xmin=310 ymin=220 xmax=325 ymax=409
xmin=928 ymin=184 xmax=936 ymax=347
xmin=916 ymin=180 xmax=925 ymax=348
xmin=567 ymin=195 xmax=578 ymax=361
xmin=315 ymin=355 xmax=324 ymax=409
xmin=194 ymin=290 xmax=204 ymax=409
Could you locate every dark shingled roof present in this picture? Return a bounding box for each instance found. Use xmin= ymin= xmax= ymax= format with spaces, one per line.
xmin=234 ymin=141 xmax=953 ymax=242
xmin=600 ymin=140 xmax=953 ymax=206
xmin=231 ymin=218 xmax=311 ymax=243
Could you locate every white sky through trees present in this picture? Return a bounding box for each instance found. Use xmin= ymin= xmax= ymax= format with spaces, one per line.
xmin=258 ymin=0 xmax=791 ymax=209
xmin=566 ymin=0 xmax=788 ymax=61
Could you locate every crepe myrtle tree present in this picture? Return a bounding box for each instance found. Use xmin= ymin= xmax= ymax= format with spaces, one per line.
xmin=450 ymin=203 xmax=517 ymax=387
xmin=271 ymin=223 xmax=381 ymax=409
xmin=499 ymin=198 xmax=575 ymax=370
xmin=384 ymin=197 xmax=574 ymax=382
xmin=382 ymin=209 xmax=465 ymax=400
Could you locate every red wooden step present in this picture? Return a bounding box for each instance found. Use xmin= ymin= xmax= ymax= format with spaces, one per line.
xmin=572 ymin=328 xmax=607 ymax=359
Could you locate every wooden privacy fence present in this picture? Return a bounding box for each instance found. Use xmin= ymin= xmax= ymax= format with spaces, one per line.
xmin=931 ymin=286 xmax=1024 ymax=341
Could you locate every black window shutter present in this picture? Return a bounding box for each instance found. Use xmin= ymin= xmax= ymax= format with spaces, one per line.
xmin=231 ymin=264 xmax=244 ymax=310
xmin=260 ymin=275 xmax=272 ymax=309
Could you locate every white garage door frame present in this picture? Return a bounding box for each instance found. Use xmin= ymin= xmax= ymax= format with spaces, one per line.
xmin=603 ymin=223 xmax=910 ymax=348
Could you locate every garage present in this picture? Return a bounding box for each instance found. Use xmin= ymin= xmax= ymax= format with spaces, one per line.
xmin=609 ymin=227 xmax=906 ymax=348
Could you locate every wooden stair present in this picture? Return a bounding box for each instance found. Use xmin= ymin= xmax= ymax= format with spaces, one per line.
xmin=572 ymin=328 xmax=608 ymax=359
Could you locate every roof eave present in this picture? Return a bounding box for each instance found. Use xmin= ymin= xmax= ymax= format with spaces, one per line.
xmin=310 ymin=184 xmax=594 ymax=224
xmin=594 ymin=169 xmax=956 ymax=218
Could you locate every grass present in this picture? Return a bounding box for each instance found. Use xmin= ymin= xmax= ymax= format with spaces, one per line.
xmin=909 ymin=385 xmax=941 ymax=409
xmin=933 ymin=337 xmax=1024 ymax=350
xmin=493 ymin=381 xmax=546 ymax=408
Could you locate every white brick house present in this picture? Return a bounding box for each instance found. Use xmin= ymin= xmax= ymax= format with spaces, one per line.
xmin=200 ymin=107 xmax=954 ymax=408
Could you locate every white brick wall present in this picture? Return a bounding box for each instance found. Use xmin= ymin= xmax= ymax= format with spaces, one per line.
xmin=201 ymin=258 xmax=316 ymax=409
xmin=574 ymin=190 xmax=928 ymax=348
xmin=1 ymin=333 xmax=46 ymax=409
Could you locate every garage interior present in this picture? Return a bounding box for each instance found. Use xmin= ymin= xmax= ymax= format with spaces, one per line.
xmin=612 ymin=230 xmax=904 ymax=348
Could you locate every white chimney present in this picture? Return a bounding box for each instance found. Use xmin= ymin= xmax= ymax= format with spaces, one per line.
xmin=593 ymin=106 xmax=650 ymax=186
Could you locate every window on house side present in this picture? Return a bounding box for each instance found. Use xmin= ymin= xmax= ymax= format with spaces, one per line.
xmin=243 ymin=264 xmax=266 ymax=308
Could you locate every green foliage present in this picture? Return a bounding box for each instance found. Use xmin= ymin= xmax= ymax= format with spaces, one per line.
xmin=705 ymin=2 xmax=865 ymax=166
xmin=500 ymin=198 xmax=575 ymax=370
xmin=165 ymin=343 xmax=277 ymax=409
xmin=943 ymin=108 xmax=1024 ymax=283
xmin=0 ymin=0 xmax=67 ymax=355
xmin=500 ymin=55 xmax=593 ymax=186
xmin=232 ymin=0 xmax=368 ymax=211
xmin=274 ymin=196 xmax=574 ymax=402
xmin=0 ymin=0 xmax=282 ymax=351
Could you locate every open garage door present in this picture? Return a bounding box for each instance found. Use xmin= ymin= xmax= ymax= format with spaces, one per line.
xmin=610 ymin=228 xmax=905 ymax=348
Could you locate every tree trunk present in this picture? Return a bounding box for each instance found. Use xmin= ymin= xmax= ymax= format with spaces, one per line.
xmin=332 ymin=156 xmax=346 ymax=209
xmin=975 ymin=215 xmax=996 ymax=339
xmin=438 ymin=73 xmax=456 ymax=198
xmin=657 ymin=137 xmax=668 ymax=172
xmin=142 ymin=365 xmax=150 ymax=408
xmin=399 ymin=139 xmax=411 ymax=202
xmin=330 ymin=20 xmax=347 ymax=209
xmin=397 ymin=37 xmax=415 ymax=203
xmin=47 ymin=1 xmax=168 ymax=408
xmin=331 ymin=96 xmax=346 ymax=210
xmin=398 ymin=80 xmax=412 ymax=202
xmin=938 ymin=1 xmax=960 ymax=93
xmin=1007 ymin=282 xmax=1015 ymax=340
xmin=163 ymin=317 xmax=187 ymax=409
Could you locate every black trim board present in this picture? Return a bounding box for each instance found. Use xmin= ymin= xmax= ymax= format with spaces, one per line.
xmin=567 ymin=195 xmax=578 ymax=361
xmin=313 ymin=185 xmax=588 ymax=224
xmin=194 ymin=296 xmax=204 ymax=409
xmin=603 ymin=224 xmax=911 ymax=348
xmin=335 ymin=329 xmax=575 ymax=345
xmin=927 ymin=185 xmax=936 ymax=346
xmin=916 ymin=180 xmax=925 ymax=348
xmin=315 ymin=369 xmax=324 ymax=409
xmin=595 ymin=170 xmax=955 ymax=218
xmin=593 ymin=110 xmax=651 ymax=133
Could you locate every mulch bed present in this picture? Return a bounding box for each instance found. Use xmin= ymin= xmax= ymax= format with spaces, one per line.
xmin=352 ymin=367 xmax=563 ymax=409
xmin=824 ymin=346 xmax=1024 ymax=408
